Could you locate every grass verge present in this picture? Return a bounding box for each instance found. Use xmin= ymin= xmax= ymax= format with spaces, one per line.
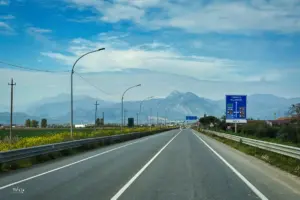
xmin=0 ymin=127 xmax=163 ymax=152
xmin=0 ymin=128 xmax=173 ymax=173
xmin=214 ymin=128 xmax=300 ymax=148
xmin=196 ymin=129 xmax=300 ymax=177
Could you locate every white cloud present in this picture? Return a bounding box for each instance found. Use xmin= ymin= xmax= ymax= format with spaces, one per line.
xmin=159 ymin=1 xmax=300 ymax=34
xmin=65 ymin=0 xmax=153 ymax=24
xmin=27 ymin=27 xmax=52 ymax=34
xmin=0 ymin=14 xmax=15 ymax=20
xmin=26 ymin=26 xmax=59 ymax=49
xmin=0 ymin=22 xmax=11 ymax=30
xmin=192 ymin=41 xmax=203 ymax=49
xmin=0 ymin=0 xmax=9 ymax=6
xmin=101 ymin=4 xmax=144 ymax=23
xmin=68 ymin=16 xmax=97 ymax=23
xmin=0 ymin=68 xmax=298 ymax=109
xmin=41 ymin=34 xmax=283 ymax=82
xmin=0 ymin=21 xmax=14 ymax=34
xmin=116 ymin=0 xmax=161 ymax=8
xmin=65 ymin=0 xmax=300 ymax=34
xmin=41 ymin=52 xmax=74 ymax=65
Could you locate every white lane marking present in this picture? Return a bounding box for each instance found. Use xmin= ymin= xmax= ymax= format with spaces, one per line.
xmin=192 ymin=131 xmax=268 ymax=200
xmin=110 ymin=130 xmax=182 ymax=200
xmin=0 ymin=130 xmax=176 ymax=190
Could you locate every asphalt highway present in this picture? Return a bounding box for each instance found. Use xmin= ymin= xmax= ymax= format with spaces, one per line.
xmin=0 ymin=129 xmax=299 ymax=200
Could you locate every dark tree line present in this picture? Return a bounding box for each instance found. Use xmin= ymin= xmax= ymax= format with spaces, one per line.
xmin=25 ymin=118 xmax=47 ymax=128
xmin=95 ymin=118 xmax=104 ymax=127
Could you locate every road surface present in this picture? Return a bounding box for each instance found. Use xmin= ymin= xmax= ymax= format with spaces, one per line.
xmin=0 ymin=129 xmax=300 ymax=200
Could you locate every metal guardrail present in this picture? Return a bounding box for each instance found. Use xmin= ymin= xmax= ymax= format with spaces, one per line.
xmin=0 ymin=129 xmax=174 ymax=164
xmin=202 ymin=129 xmax=300 ymax=160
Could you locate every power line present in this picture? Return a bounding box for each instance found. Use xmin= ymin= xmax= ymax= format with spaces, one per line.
xmin=74 ymin=72 xmax=112 ymax=96
xmin=1 ymin=59 xmax=112 ymax=96
xmin=0 ymin=60 xmax=69 ymax=73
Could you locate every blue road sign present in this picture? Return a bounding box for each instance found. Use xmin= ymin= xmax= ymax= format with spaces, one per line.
xmin=186 ymin=116 xmax=198 ymax=120
xmin=226 ymin=95 xmax=247 ymax=123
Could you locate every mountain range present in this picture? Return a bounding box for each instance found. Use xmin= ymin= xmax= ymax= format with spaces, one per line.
xmin=0 ymin=91 xmax=299 ymax=125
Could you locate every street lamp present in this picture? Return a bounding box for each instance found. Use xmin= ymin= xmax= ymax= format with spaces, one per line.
xmin=165 ymin=107 xmax=168 ymax=127
xmin=156 ymin=101 xmax=161 ymax=126
xmin=121 ymin=84 xmax=141 ymax=131
xmin=139 ymin=96 xmax=154 ymax=125
xmin=149 ymin=107 xmax=152 ymax=130
xmin=70 ymin=48 xmax=105 ymax=137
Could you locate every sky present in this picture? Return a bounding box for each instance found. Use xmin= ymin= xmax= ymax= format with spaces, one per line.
xmin=0 ymin=0 xmax=300 ymax=108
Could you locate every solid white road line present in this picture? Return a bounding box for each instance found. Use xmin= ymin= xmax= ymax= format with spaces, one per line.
xmin=110 ymin=130 xmax=182 ymax=200
xmin=192 ymin=131 xmax=269 ymax=200
xmin=0 ymin=130 xmax=175 ymax=190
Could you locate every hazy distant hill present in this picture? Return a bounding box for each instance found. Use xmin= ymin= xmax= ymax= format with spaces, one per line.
xmin=0 ymin=92 xmax=299 ymax=124
xmin=0 ymin=112 xmax=38 ymax=125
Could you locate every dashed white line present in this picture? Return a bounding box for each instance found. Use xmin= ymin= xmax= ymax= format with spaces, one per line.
xmin=192 ymin=131 xmax=269 ymax=200
xmin=110 ymin=130 xmax=182 ymax=200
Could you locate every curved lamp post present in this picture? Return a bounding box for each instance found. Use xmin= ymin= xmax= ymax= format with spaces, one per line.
xmin=70 ymin=48 xmax=105 ymax=137
xmin=121 ymin=84 xmax=141 ymax=131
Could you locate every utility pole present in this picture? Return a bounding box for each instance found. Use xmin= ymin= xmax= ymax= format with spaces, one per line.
xmin=150 ymin=108 xmax=152 ymax=130
xmin=102 ymin=111 xmax=104 ymax=129
xmin=164 ymin=109 xmax=167 ymax=127
xmin=137 ymin=113 xmax=139 ymax=126
xmin=94 ymin=101 xmax=99 ymax=131
xmin=8 ymin=78 xmax=16 ymax=143
xmin=150 ymin=108 xmax=152 ymax=125
xmin=156 ymin=101 xmax=160 ymax=127
xmin=157 ymin=111 xmax=159 ymax=126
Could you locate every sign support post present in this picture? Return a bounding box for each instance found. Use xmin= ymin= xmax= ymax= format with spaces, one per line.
xmin=235 ymin=123 xmax=237 ymax=133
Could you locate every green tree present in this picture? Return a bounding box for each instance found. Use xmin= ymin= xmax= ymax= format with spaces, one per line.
xmin=96 ymin=118 xmax=101 ymax=127
xmin=219 ymin=115 xmax=227 ymax=130
xmin=31 ymin=120 xmax=39 ymax=128
xmin=25 ymin=119 xmax=31 ymax=127
xmin=289 ymin=103 xmax=300 ymax=121
xmin=199 ymin=116 xmax=220 ymax=128
xmin=289 ymin=103 xmax=300 ymax=142
xmin=220 ymin=115 xmax=226 ymax=122
xmin=41 ymin=118 xmax=47 ymax=128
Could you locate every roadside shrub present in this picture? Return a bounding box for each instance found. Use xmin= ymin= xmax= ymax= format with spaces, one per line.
xmin=240 ymin=123 xmax=258 ymax=135
xmin=277 ymin=125 xmax=293 ymax=141
xmin=278 ymin=125 xmax=299 ymax=143
xmin=0 ymin=127 xmax=165 ymax=152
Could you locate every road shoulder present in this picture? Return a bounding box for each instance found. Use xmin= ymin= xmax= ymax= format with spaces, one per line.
xmin=193 ymin=129 xmax=300 ymax=200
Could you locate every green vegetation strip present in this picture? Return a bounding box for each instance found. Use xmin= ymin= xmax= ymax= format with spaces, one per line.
xmin=0 ymin=127 xmax=161 ymax=151
xmin=197 ymin=129 xmax=300 ymax=177
xmin=215 ymin=128 xmax=300 ymax=148
xmin=0 ymin=127 xmax=171 ymax=173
